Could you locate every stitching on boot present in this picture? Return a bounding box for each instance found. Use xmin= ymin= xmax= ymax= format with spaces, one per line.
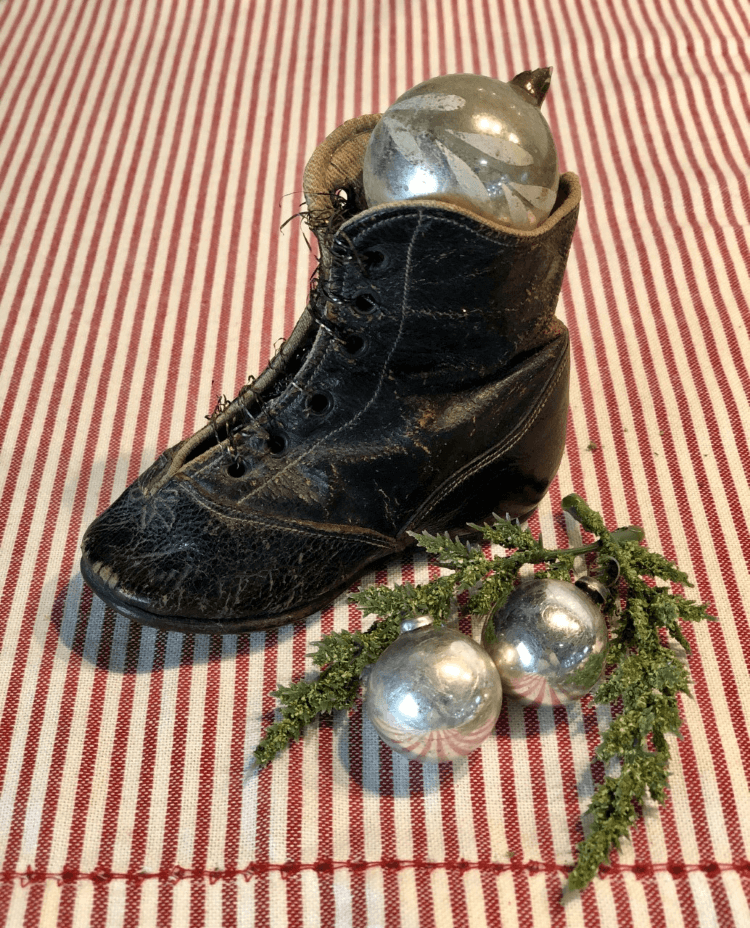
xmin=184 ymin=483 xmax=397 ymax=548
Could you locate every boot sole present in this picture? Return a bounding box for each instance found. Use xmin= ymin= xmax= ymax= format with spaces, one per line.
xmin=80 ymin=547 xmax=396 ymax=636
xmin=79 ymin=508 xmax=535 ymax=635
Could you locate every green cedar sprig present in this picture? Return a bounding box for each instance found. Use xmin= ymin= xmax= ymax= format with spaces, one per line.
xmin=560 ymin=494 xmax=716 ymax=893
xmin=252 ymin=494 xmax=716 ymax=896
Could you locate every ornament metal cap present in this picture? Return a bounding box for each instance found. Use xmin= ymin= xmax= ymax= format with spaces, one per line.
xmin=399 ymin=614 xmax=434 ymax=634
xmin=510 ymin=66 xmax=553 ymax=107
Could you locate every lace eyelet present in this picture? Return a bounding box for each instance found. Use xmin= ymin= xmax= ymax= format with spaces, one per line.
xmin=227 ymin=459 xmax=246 ymax=478
xmin=343 ymin=334 xmax=367 ymax=356
xmin=363 ymin=246 xmax=390 ymax=273
xmin=332 ymin=188 xmax=357 ymax=220
xmin=266 ymin=433 xmax=287 ymax=455
xmin=307 ymin=392 xmax=332 ymax=415
xmin=353 ymin=292 xmax=378 ymax=314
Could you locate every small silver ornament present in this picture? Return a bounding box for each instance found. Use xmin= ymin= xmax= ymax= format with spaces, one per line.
xmin=363 ymin=69 xmax=559 ymax=229
xmin=364 ymin=615 xmax=503 ymax=763
xmin=482 ymin=579 xmax=609 ymax=707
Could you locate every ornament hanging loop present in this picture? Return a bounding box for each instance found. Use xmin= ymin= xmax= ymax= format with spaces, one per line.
xmin=575 ymin=575 xmax=610 ymax=605
xmin=600 ymin=555 xmax=621 ymax=585
xmin=575 ymin=555 xmax=620 ymax=605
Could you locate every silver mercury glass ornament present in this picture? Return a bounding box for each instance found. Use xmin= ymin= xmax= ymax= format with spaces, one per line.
xmin=482 ymin=579 xmax=609 ymax=707
xmin=364 ymin=615 xmax=503 ymax=763
xmin=363 ymin=69 xmax=560 ymax=229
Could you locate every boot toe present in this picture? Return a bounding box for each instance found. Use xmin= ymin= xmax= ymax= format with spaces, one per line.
xmin=80 ymin=475 xmax=397 ymax=633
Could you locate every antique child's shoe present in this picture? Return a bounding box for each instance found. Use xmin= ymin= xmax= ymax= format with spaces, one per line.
xmin=81 ymin=114 xmax=580 ymax=634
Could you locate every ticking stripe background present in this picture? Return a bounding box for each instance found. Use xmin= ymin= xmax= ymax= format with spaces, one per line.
xmin=1 ymin=0 xmax=749 ymax=926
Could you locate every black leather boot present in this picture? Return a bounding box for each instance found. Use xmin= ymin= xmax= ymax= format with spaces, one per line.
xmin=81 ymin=114 xmax=580 ymax=634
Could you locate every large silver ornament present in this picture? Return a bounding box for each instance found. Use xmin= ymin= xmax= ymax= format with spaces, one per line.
xmin=364 ymin=615 xmax=503 ymax=763
xmin=363 ymin=69 xmax=559 ymax=229
xmin=482 ymin=579 xmax=609 ymax=707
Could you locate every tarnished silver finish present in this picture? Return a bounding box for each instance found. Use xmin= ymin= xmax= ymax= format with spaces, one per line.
xmin=363 ymin=71 xmax=559 ymax=229
xmin=482 ymin=579 xmax=609 ymax=707
xmin=364 ymin=618 xmax=503 ymax=763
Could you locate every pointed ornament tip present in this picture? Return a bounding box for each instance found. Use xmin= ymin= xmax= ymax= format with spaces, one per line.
xmin=510 ymin=66 xmax=553 ymax=107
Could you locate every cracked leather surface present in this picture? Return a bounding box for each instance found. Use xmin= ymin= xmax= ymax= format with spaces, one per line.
xmin=80 ymin=114 xmax=580 ymax=633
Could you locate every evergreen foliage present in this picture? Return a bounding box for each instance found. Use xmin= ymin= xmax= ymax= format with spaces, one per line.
xmin=253 ymin=494 xmax=715 ymax=895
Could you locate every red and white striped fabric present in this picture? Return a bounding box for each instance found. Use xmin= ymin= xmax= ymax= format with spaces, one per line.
xmin=1 ymin=0 xmax=749 ymax=925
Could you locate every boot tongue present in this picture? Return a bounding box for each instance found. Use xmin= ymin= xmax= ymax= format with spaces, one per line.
xmin=302 ymin=114 xmax=380 ymax=230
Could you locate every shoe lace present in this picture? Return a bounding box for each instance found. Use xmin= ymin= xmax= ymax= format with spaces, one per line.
xmin=207 ymin=189 xmax=374 ymax=468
